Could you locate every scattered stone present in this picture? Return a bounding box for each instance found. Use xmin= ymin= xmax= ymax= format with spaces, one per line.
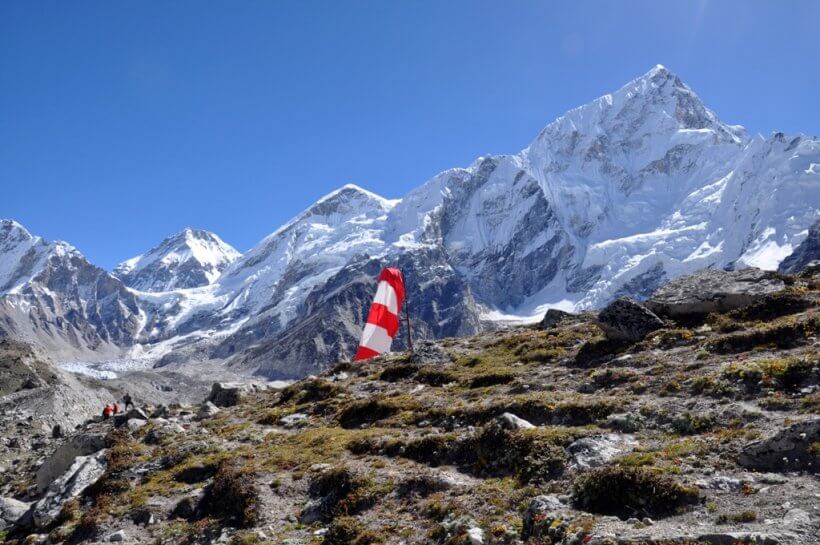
xmin=109 ymin=530 xmax=126 ymax=542
xmin=568 ymin=434 xmax=636 ymax=469
xmin=757 ymin=473 xmax=788 ymax=485
xmin=196 ymin=401 xmax=221 ymax=420
xmin=407 ymin=341 xmax=452 ymax=364
xmin=597 ymin=297 xmax=665 ymax=342
xmin=151 ymin=405 xmax=170 ymax=419
xmin=439 ymin=516 xmax=484 ymax=545
xmin=783 ymin=508 xmax=811 ymax=525
xmin=646 ymin=268 xmax=786 ymax=320
xmin=126 ymin=419 xmax=147 ymax=432
xmin=497 ymin=412 xmax=535 ymax=430
xmin=280 ymin=412 xmax=309 ymax=429
xmin=0 ymin=496 xmax=30 ymax=530
xmin=695 ymin=475 xmax=748 ymax=491
xmin=738 ymin=419 xmax=819 ymax=471
xmin=605 ymin=412 xmax=645 ymax=433
xmin=522 ymin=495 xmax=580 ymax=541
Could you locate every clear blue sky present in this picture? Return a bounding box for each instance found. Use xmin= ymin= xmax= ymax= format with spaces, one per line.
xmin=2 ymin=1 xmax=818 ymax=269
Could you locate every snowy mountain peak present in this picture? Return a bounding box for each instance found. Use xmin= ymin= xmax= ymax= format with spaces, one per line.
xmin=114 ymin=228 xmax=240 ymax=292
xmin=0 ymin=219 xmax=35 ymax=249
xmin=309 ymin=183 xmax=398 ymax=216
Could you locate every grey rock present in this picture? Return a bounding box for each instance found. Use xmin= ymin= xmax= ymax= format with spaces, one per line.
xmin=439 ymin=516 xmax=484 ymax=545
xmin=647 ymin=268 xmax=786 ymax=319
xmin=0 ymin=496 xmax=31 ymax=529
xmin=696 ymin=533 xmax=781 ymax=545
xmin=695 ymin=475 xmax=748 ymax=491
xmin=196 ymin=401 xmax=221 ymax=420
xmin=597 ymin=297 xmax=664 ymax=342
xmin=126 ymin=407 xmax=148 ymax=420
xmin=126 ymin=419 xmax=147 ymax=432
xmin=522 ymin=495 xmax=569 ymax=540
xmin=783 ymin=508 xmax=811 ymax=526
xmin=109 ymin=530 xmax=126 ymax=542
xmin=605 ymin=412 xmax=645 ymax=433
xmin=207 ymin=382 xmax=254 ymax=407
xmin=568 ymin=434 xmax=636 ymax=469
xmin=738 ymin=419 xmax=819 ymax=471
xmin=32 ymin=450 xmax=107 ymax=528
xmin=34 ymin=432 xmax=106 ymax=493
xmin=538 ymin=309 xmax=574 ymax=330
xmin=280 ymin=412 xmax=309 ymax=429
xmin=497 ymin=412 xmax=535 ymax=430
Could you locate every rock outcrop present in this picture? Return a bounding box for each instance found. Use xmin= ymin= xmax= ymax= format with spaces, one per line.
xmin=31 ymin=451 xmax=107 ymax=528
xmin=646 ymin=268 xmax=786 ymax=320
xmin=34 ymin=432 xmax=106 ymax=493
xmin=738 ymin=419 xmax=819 ymax=471
xmin=597 ymin=297 xmax=665 ymax=341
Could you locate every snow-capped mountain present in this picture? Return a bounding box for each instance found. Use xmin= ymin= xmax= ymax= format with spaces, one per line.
xmin=1 ymin=65 xmax=818 ymax=378
xmin=114 ymin=228 xmax=240 ymax=292
xmin=0 ymin=220 xmax=142 ymax=359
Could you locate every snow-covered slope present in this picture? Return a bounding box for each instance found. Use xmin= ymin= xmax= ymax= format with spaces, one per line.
xmin=114 ymin=228 xmax=240 ymax=291
xmin=2 ymin=65 xmax=818 ymax=378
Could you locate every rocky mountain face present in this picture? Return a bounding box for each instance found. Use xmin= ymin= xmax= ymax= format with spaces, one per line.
xmin=113 ymin=228 xmax=240 ymax=292
xmin=1 ymin=66 xmax=818 ymax=377
xmin=779 ymin=219 xmax=820 ymax=274
xmin=0 ymin=220 xmax=142 ymax=360
xmin=1 ymin=267 xmax=817 ymax=544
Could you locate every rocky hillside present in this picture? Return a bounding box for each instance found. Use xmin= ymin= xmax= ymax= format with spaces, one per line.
xmin=1 ymin=265 xmax=817 ymax=544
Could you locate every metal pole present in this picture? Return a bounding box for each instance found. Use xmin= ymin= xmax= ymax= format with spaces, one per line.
xmin=404 ymin=271 xmax=413 ymax=354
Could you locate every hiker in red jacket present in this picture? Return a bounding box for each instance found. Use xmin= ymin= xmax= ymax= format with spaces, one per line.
xmin=102 ymin=404 xmax=114 ymax=420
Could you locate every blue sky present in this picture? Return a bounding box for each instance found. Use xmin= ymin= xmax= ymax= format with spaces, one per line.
xmin=2 ymin=1 xmax=818 ymax=269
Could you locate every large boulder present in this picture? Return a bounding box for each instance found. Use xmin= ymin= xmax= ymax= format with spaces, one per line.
xmin=597 ymin=297 xmax=664 ymax=342
xmin=31 ymin=450 xmax=107 ymax=528
xmin=646 ymin=268 xmax=785 ymax=320
xmin=207 ymin=382 xmax=256 ymax=407
xmin=0 ymin=497 xmax=30 ymax=530
xmin=538 ymin=309 xmax=575 ymax=330
xmin=34 ymin=432 xmax=106 ymax=493
xmin=568 ymin=434 xmax=637 ymax=469
xmin=738 ymin=419 xmax=819 ymax=471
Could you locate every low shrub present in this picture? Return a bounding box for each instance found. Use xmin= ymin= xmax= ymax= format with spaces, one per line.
xmin=572 ymin=466 xmax=699 ymax=519
xmin=324 ymin=516 xmax=385 ymax=545
xmin=200 ymin=459 xmax=259 ymax=527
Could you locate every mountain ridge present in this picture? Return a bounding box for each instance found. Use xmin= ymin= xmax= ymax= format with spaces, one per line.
xmin=1 ymin=65 xmax=818 ymax=378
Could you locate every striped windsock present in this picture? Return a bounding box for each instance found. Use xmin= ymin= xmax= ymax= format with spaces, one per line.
xmin=353 ymin=267 xmax=406 ymax=361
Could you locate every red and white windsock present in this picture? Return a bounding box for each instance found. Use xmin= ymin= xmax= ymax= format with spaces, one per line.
xmin=353 ymin=267 xmax=406 ymax=361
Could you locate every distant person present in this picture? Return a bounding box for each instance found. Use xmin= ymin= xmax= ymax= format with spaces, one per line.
xmin=124 ymin=393 xmax=134 ymax=411
xmin=113 ymin=402 xmax=121 ymax=415
xmin=102 ymin=404 xmax=114 ymax=420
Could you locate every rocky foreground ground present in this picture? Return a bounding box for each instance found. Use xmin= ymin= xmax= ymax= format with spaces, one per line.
xmin=1 ymin=266 xmax=818 ymax=545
